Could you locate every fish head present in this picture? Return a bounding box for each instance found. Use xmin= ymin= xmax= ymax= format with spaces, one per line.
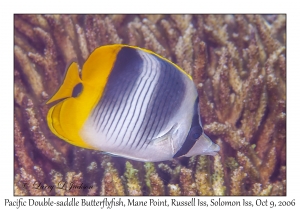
xmin=183 ymin=133 xmax=220 ymax=157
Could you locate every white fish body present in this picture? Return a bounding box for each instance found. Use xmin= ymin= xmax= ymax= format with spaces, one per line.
xmin=47 ymin=45 xmax=220 ymax=162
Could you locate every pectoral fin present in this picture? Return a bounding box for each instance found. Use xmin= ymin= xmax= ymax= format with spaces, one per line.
xmin=149 ymin=123 xmax=178 ymax=146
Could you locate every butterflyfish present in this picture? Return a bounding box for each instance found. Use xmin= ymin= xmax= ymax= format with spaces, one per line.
xmin=46 ymin=44 xmax=220 ymax=162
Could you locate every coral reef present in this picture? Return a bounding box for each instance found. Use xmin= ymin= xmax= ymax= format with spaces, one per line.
xmin=14 ymin=14 xmax=286 ymax=195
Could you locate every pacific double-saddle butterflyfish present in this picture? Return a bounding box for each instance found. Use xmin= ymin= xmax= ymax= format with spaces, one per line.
xmin=46 ymin=44 xmax=220 ymax=162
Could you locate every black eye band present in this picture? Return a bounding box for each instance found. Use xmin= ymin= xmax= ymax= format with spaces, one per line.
xmin=173 ymin=97 xmax=203 ymax=158
xmin=191 ymin=126 xmax=202 ymax=139
xmin=72 ymin=83 xmax=83 ymax=97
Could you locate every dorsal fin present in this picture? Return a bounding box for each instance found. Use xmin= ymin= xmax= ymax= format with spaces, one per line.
xmin=46 ymin=62 xmax=81 ymax=104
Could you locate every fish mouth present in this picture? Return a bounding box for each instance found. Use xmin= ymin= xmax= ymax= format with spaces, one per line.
xmin=202 ymin=141 xmax=220 ymax=156
xmin=181 ymin=133 xmax=221 ymax=157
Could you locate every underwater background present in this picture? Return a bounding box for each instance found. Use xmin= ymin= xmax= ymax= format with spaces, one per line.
xmin=14 ymin=14 xmax=286 ymax=195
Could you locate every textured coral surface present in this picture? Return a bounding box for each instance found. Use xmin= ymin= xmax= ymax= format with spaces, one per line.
xmin=14 ymin=14 xmax=286 ymax=195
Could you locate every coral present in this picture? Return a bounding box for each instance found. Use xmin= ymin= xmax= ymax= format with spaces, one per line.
xmin=14 ymin=14 xmax=286 ymax=195
xmin=179 ymin=168 xmax=197 ymax=195
xmin=195 ymin=156 xmax=213 ymax=195
xmin=212 ymin=154 xmax=226 ymax=195
xmin=230 ymin=166 xmax=247 ymax=195
xmin=100 ymin=160 xmax=125 ymax=196
xmin=144 ymin=162 xmax=165 ymax=195
xmin=124 ymin=161 xmax=143 ymax=195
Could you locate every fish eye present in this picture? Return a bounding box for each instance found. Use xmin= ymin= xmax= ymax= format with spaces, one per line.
xmin=72 ymin=83 xmax=83 ymax=97
xmin=192 ymin=132 xmax=200 ymax=139
xmin=189 ymin=125 xmax=203 ymax=140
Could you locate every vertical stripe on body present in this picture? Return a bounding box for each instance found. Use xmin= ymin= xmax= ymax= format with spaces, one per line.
xmin=92 ymin=47 xmax=142 ymax=137
xmin=91 ymin=47 xmax=186 ymax=151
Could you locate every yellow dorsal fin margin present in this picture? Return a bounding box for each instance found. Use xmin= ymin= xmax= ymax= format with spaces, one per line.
xmin=127 ymin=45 xmax=193 ymax=80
